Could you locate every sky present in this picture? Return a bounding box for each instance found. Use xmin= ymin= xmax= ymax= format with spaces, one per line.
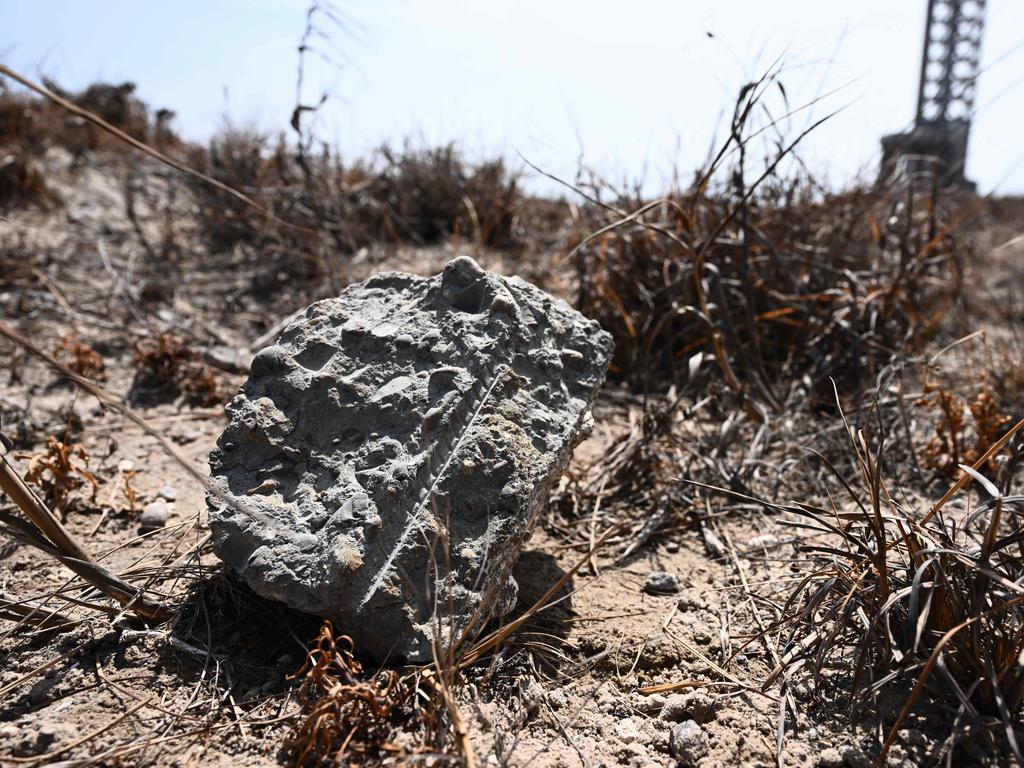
xmin=2 ymin=0 xmax=1024 ymax=195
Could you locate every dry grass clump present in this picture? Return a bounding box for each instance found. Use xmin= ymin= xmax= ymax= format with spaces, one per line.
xmin=769 ymin=414 xmax=1024 ymax=764
xmin=0 ymin=78 xmax=177 ymax=210
xmin=373 ymin=143 xmax=521 ymax=248
xmin=186 ymin=127 xmax=286 ymax=250
xmin=187 ymin=129 xmax=522 ymax=261
xmin=0 ymin=151 xmax=55 ymax=209
xmin=564 ymin=76 xmax=960 ymax=408
xmin=571 ymin=179 xmax=959 ymax=405
xmin=1 ymin=79 xmax=176 ymax=157
xmin=132 ymin=333 xmax=223 ymax=406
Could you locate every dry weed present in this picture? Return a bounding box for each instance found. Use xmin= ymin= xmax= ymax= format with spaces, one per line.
xmin=132 ymin=333 xmax=223 ymax=406
xmin=288 ymin=621 xmax=419 ymax=766
xmin=54 ymin=333 xmax=106 ymax=380
xmin=20 ymin=435 xmax=98 ymax=519
xmin=919 ymin=384 xmax=1014 ymax=478
xmin=767 ymin=413 xmax=1024 ymax=763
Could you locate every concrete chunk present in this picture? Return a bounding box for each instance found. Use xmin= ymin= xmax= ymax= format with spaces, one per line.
xmin=207 ymin=256 xmax=612 ymax=661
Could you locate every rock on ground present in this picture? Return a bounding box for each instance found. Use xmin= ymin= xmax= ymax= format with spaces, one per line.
xmin=669 ymin=719 xmax=710 ymax=766
xmin=207 ymin=256 xmax=613 ymax=661
xmin=139 ymin=500 xmax=169 ymax=530
xmin=644 ymin=570 xmax=680 ymax=594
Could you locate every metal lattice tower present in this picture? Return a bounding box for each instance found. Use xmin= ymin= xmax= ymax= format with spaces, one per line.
xmin=880 ymin=0 xmax=986 ymax=188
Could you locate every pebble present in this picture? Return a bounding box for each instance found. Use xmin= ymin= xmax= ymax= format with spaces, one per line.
xmin=644 ymin=570 xmax=680 ymax=594
xmin=638 ymin=692 xmax=666 ymax=713
xmin=140 ymin=500 xmax=169 ymax=530
xmin=202 ymin=345 xmax=250 ymax=374
xmin=615 ymin=717 xmax=640 ymax=744
xmin=116 ymin=459 xmax=135 ymax=473
xmin=669 ymin=720 xmax=710 ymax=766
xmin=702 ymin=527 xmax=727 ymax=557
xmin=156 ymin=484 xmax=177 ymax=501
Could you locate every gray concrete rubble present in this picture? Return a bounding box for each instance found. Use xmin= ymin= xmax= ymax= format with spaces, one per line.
xmin=207 ymin=256 xmax=612 ymax=661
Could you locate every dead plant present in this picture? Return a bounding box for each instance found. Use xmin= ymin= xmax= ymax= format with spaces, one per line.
xmin=20 ymin=435 xmax=97 ymax=519
xmin=288 ymin=621 xmax=420 ymax=766
xmin=766 ymin=411 xmax=1024 ymax=764
xmin=0 ymin=432 xmax=173 ymax=623
xmin=919 ymin=383 xmax=1014 ymax=479
xmin=132 ymin=333 xmax=223 ymax=406
xmin=54 ymin=333 xmax=105 ymax=380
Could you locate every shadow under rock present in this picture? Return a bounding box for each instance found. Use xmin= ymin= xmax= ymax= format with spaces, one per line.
xmin=496 ymin=549 xmax=575 ymax=672
xmin=164 ymin=549 xmax=575 ymax=694
xmin=163 ymin=572 xmax=322 ymax=701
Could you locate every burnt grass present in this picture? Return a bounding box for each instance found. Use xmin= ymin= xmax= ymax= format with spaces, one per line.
xmin=1 ymin=75 xmax=1024 ymax=766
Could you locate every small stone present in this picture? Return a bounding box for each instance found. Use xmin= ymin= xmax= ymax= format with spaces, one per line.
xmin=665 ymin=540 xmax=680 ymax=553
xmin=117 ymin=459 xmax=135 ymax=473
xmin=669 ymin=720 xmax=710 ymax=766
xmin=156 ymin=484 xmax=177 ymax=501
xmin=597 ymin=687 xmax=618 ymax=713
xmin=816 ymin=747 xmax=843 ymax=767
xmin=639 ymin=692 xmax=666 ymax=713
xmin=615 ymin=717 xmax=640 ymax=744
xmin=175 ymin=428 xmax=204 ymax=444
xmin=619 ymin=742 xmax=650 ymax=763
xmin=702 ymin=527 xmax=727 ymax=557
xmin=839 ymin=746 xmax=871 ymax=767
xmin=522 ymin=681 xmax=545 ymax=716
xmin=140 ymin=500 xmax=169 ymax=530
xmin=645 ymin=571 xmax=680 ymax=594
xmin=808 ymin=727 xmax=819 ymax=740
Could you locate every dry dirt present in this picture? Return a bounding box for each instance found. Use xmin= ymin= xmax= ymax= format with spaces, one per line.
xmin=1 ymin=148 xmax=1021 ymax=767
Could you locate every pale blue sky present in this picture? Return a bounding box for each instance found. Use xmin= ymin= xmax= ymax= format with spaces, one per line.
xmin=2 ymin=0 xmax=1023 ymax=194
